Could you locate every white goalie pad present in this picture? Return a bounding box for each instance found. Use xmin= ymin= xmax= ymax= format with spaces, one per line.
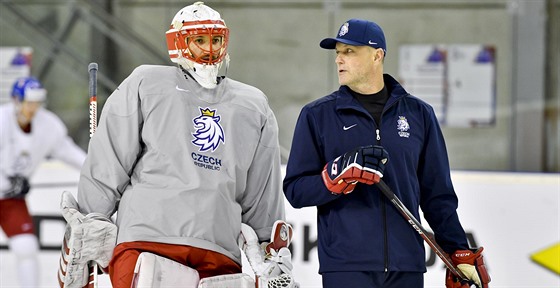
xmin=130 ymin=253 xmax=253 ymax=288
xmin=58 ymin=191 xmax=117 ymax=288
xmin=198 ymin=273 xmax=255 ymax=288
xmin=131 ymin=252 xmax=200 ymax=288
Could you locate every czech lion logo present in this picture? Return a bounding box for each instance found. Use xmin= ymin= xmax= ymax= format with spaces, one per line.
xmin=397 ymin=116 xmax=410 ymax=132
xmin=192 ymin=107 xmax=225 ymax=152
xmin=397 ymin=116 xmax=410 ymax=138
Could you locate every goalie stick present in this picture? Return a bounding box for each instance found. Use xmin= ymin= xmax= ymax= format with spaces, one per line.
xmin=84 ymin=62 xmax=100 ymax=288
xmin=85 ymin=63 xmax=100 ymax=288
xmin=375 ymin=179 xmax=471 ymax=285
xmin=58 ymin=63 xmax=100 ymax=288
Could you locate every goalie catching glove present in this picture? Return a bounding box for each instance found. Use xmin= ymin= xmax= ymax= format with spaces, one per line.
xmin=322 ymin=145 xmax=388 ymax=194
xmin=239 ymin=221 xmax=299 ymax=288
xmin=446 ymin=247 xmax=491 ymax=288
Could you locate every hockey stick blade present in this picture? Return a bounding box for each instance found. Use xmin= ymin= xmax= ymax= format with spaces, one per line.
xmin=375 ymin=180 xmax=470 ymax=284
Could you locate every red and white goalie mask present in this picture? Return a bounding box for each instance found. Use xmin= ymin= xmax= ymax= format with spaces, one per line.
xmin=165 ymin=2 xmax=229 ymax=88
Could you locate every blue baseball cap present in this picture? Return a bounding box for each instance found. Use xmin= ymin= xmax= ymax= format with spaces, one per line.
xmin=320 ymin=19 xmax=386 ymax=55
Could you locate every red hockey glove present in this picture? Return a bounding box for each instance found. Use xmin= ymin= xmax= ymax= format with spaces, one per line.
xmin=445 ymin=269 xmax=471 ymax=288
xmin=321 ymin=145 xmax=388 ymax=194
xmin=446 ymin=247 xmax=491 ymax=288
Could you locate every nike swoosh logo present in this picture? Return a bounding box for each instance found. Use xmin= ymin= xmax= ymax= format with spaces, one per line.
xmin=175 ymin=85 xmax=189 ymax=92
xmin=368 ymin=40 xmax=377 ymax=45
xmin=343 ymin=124 xmax=357 ymax=131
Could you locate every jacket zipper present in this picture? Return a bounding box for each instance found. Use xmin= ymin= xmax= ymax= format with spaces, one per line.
xmin=374 ymin=121 xmax=388 ymax=273
xmin=373 ymin=94 xmax=400 ymax=273
xmin=376 ymin=104 xmax=389 ymax=273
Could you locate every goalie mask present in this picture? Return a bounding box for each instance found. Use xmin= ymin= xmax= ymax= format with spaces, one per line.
xmin=165 ymin=1 xmax=229 ymax=89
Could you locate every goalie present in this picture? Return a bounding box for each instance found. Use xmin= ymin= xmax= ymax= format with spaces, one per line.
xmin=58 ymin=2 xmax=295 ymax=287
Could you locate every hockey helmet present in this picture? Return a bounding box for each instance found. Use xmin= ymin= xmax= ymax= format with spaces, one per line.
xmin=165 ymin=1 xmax=229 ymax=66
xmin=11 ymin=77 xmax=47 ymax=102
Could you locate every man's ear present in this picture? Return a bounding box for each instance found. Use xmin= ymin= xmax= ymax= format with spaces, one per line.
xmin=374 ymin=48 xmax=384 ymax=62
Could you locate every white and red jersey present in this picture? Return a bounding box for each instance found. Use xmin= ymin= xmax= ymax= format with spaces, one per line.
xmin=0 ymin=103 xmax=86 ymax=197
xmin=78 ymin=65 xmax=285 ymax=265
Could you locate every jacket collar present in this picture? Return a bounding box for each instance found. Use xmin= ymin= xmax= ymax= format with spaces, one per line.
xmin=335 ymin=73 xmax=409 ymax=112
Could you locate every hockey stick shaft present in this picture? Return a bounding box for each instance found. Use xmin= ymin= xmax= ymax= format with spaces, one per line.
xmin=58 ymin=64 xmax=100 ymax=288
xmin=87 ymin=62 xmax=99 ymax=288
xmin=376 ymin=179 xmax=469 ymax=282
xmin=88 ymin=63 xmax=98 ymax=138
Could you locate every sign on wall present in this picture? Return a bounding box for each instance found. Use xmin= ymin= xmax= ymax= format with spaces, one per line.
xmin=399 ymin=44 xmax=496 ymax=127
xmin=0 ymin=47 xmax=33 ymax=103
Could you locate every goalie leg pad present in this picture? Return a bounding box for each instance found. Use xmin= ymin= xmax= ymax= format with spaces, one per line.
xmin=198 ymin=273 xmax=254 ymax=288
xmin=58 ymin=191 xmax=117 ymax=288
xmin=131 ymin=252 xmax=199 ymax=288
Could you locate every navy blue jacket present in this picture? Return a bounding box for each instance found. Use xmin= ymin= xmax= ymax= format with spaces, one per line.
xmin=283 ymin=74 xmax=468 ymax=273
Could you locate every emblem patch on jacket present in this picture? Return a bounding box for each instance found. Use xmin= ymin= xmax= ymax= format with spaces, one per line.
xmin=397 ymin=116 xmax=410 ymax=138
xmin=192 ymin=107 xmax=225 ymax=152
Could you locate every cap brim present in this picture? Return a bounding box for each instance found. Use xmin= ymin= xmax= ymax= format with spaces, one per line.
xmin=320 ymin=37 xmax=366 ymax=49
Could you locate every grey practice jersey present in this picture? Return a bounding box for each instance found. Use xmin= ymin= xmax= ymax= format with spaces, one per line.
xmin=78 ymin=65 xmax=285 ymax=264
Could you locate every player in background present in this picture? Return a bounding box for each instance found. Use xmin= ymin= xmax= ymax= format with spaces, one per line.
xmin=0 ymin=76 xmax=86 ymax=287
xmin=283 ymin=19 xmax=490 ymax=287
xmin=74 ymin=2 xmax=286 ymax=287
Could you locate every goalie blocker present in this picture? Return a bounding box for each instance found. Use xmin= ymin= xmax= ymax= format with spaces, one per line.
xmin=131 ymin=220 xmax=299 ymax=288
xmin=57 ymin=191 xmax=117 ymax=288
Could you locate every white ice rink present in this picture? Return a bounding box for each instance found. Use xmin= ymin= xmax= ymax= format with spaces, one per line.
xmin=1 ymin=161 xmax=559 ymax=287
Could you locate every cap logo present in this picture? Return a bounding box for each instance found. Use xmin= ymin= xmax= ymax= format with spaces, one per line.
xmin=368 ymin=40 xmax=377 ymax=45
xmin=339 ymin=22 xmax=349 ymax=37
